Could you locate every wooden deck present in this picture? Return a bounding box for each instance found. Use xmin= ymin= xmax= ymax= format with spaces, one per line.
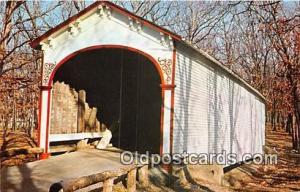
xmin=1 ymin=149 xmax=129 ymax=192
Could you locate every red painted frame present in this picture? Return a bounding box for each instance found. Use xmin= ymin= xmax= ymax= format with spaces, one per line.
xmin=170 ymin=42 xmax=177 ymax=155
xmin=47 ymin=45 xmax=165 ymax=86
xmin=41 ymin=45 xmax=167 ymax=157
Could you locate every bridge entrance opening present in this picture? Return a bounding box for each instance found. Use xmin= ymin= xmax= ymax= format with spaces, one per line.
xmin=52 ymin=48 xmax=162 ymax=154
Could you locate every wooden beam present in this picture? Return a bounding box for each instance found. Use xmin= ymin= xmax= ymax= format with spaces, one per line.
xmin=127 ymin=168 xmax=136 ymax=192
xmin=77 ymin=90 xmax=86 ymax=132
xmin=103 ymin=178 xmax=114 ymax=192
xmin=49 ymin=165 xmax=136 ymax=192
xmin=138 ymin=165 xmax=149 ymax=187
xmin=87 ymin=107 xmax=97 ymax=131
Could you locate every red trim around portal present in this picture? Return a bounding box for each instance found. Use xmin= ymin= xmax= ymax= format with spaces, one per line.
xmin=45 ymin=89 xmax=51 ymax=154
xmin=40 ymin=153 xmax=50 ymax=160
xmin=39 ymin=86 xmax=52 ymax=90
xmin=160 ymin=89 xmax=165 ymax=155
xmin=38 ymin=87 xmax=52 ymax=160
xmin=46 ymin=44 xmax=165 ymax=155
xmin=160 ymin=84 xmax=176 ymax=90
xmin=170 ymin=42 xmax=177 ymax=155
xmin=47 ymin=45 xmax=165 ymax=86
xmin=37 ymin=89 xmax=42 ymax=147
xmin=30 ymin=1 xmax=181 ymax=49
xmin=37 ymin=54 xmax=45 ymax=148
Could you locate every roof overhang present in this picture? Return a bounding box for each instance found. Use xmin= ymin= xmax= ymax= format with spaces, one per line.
xmin=30 ymin=1 xmax=181 ymax=50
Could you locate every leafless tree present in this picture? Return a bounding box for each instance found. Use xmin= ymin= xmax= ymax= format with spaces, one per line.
xmin=0 ymin=1 xmax=85 ymax=143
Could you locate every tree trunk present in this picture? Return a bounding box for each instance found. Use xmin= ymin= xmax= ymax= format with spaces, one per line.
xmin=286 ymin=113 xmax=292 ymax=134
xmin=292 ymin=114 xmax=298 ymax=149
xmin=292 ymin=86 xmax=300 ymax=151
xmin=294 ymin=107 xmax=300 ymax=151
xmin=272 ymin=107 xmax=276 ymax=131
xmin=271 ymin=96 xmax=277 ymax=131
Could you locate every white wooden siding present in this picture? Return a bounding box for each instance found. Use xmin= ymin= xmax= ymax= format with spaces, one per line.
xmin=174 ymin=47 xmax=265 ymax=162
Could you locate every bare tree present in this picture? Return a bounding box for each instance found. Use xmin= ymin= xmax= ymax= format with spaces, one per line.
xmin=0 ymin=1 xmax=85 ymax=143
xmin=115 ymin=1 xmax=175 ymax=25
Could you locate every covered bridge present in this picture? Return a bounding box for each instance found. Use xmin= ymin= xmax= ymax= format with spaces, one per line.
xmin=30 ymin=1 xmax=266 ymax=162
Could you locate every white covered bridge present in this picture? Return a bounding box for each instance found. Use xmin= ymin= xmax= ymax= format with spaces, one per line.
xmin=30 ymin=1 xmax=265 ymax=163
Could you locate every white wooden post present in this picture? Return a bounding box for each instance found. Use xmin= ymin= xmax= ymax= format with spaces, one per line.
xmin=162 ymin=88 xmax=172 ymax=155
xmin=39 ymin=86 xmax=52 ymax=159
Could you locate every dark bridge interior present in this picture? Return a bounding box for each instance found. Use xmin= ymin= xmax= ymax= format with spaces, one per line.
xmin=53 ymin=48 xmax=162 ymax=154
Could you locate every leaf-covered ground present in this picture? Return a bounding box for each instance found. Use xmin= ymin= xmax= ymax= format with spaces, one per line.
xmin=224 ymin=125 xmax=300 ymax=191
xmin=0 ymin=131 xmax=38 ymax=167
xmin=1 ymin=125 xmax=299 ymax=191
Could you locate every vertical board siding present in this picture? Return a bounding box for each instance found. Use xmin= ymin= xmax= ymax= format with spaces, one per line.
xmin=174 ymin=48 xmax=265 ymax=163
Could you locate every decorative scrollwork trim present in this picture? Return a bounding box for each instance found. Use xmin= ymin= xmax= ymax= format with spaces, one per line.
xmin=158 ymin=57 xmax=172 ymax=84
xmin=42 ymin=63 xmax=56 ymax=86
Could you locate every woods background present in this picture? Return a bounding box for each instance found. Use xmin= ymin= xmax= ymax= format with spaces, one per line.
xmin=0 ymin=1 xmax=299 ymax=151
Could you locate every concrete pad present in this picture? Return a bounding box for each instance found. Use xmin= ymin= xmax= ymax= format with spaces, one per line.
xmin=1 ymin=149 xmax=126 ymax=192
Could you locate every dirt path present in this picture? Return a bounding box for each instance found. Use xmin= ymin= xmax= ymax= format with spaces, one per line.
xmin=224 ymin=125 xmax=300 ymax=191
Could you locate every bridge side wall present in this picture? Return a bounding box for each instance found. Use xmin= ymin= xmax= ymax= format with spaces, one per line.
xmin=173 ymin=43 xmax=266 ymax=164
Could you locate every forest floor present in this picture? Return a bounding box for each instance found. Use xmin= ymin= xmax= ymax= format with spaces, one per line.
xmin=0 ymin=130 xmax=38 ymax=167
xmin=223 ymin=125 xmax=300 ymax=191
xmin=110 ymin=124 xmax=300 ymax=192
xmin=143 ymin=125 xmax=300 ymax=192
xmin=0 ymin=125 xmax=300 ymax=191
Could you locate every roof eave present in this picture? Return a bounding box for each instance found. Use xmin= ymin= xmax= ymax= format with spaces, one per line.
xmin=30 ymin=1 xmax=181 ymax=50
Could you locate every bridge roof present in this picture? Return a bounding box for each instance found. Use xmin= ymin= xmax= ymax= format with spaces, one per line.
xmin=30 ymin=1 xmax=181 ymax=50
